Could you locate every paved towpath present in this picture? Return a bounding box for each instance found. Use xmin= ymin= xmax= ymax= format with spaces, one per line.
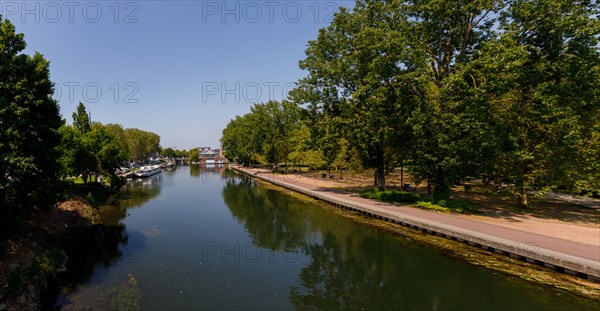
xmin=234 ymin=167 xmax=600 ymax=280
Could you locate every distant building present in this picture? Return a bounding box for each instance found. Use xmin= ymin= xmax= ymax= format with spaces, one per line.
xmin=194 ymin=147 xmax=227 ymax=164
xmin=198 ymin=147 xmax=220 ymax=157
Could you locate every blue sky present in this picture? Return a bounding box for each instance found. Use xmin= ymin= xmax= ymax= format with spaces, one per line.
xmin=3 ymin=0 xmax=353 ymax=149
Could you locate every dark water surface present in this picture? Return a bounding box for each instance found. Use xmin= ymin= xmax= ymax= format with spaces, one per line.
xmin=54 ymin=166 xmax=598 ymax=310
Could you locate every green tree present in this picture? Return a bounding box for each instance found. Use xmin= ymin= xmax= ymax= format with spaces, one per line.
xmin=0 ymin=16 xmax=63 ymax=231
xmin=221 ymin=100 xmax=304 ymax=168
xmin=58 ymin=124 xmax=89 ymax=181
xmin=473 ymin=0 xmax=600 ymax=207
xmin=254 ymin=100 xmax=303 ymax=169
xmin=189 ymin=148 xmax=199 ymax=163
xmin=295 ymin=0 xmax=417 ymax=189
xmin=89 ymin=125 xmax=126 ymax=182
xmin=288 ymin=121 xmax=327 ymax=170
xmin=397 ymin=0 xmax=499 ymax=199
xmin=103 ymin=123 xmax=130 ymax=162
xmin=222 ymin=113 xmax=261 ymax=166
xmin=59 ymin=105 xmax=128 ymax=185
xmin=123 ymin=128 xmax=161 ymax=161
xmin=162 ymin=147 xmax=177 ymax=158
xmin=72 ymin=102 xmax=91 ymax=134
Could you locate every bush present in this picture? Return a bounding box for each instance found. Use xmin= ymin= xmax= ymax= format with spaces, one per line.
xmin=415 ymin=199 xmax=478 ymax=213
xmin=414 ymin=201 xmax=452 ymax=213
xmin=442 ymin=199 xmax=478 ymax=213
xmin=359 ymin=189 xmax=422 ymax=203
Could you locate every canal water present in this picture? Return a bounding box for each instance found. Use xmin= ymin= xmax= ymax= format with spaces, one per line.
xmin=53 ymin=166 xmax=598 ymax=310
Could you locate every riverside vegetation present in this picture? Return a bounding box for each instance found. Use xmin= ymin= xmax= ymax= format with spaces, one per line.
xmin=221 ymin=0 xmax=599 ymax=209
xmin=0 ymin=15 xmax=161 ymax=309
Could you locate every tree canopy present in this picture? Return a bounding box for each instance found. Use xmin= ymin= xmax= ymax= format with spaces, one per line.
xmin=221 ymin=0 xmax=599 ymax=207
xmin=0 ymin=15 xmax=63 ymax=227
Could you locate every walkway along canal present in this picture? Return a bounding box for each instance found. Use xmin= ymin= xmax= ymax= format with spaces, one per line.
xmin=52 ymin=166 xmax=599 ymax=309
xmin=232 ymin=167 xmax=600 ymax=283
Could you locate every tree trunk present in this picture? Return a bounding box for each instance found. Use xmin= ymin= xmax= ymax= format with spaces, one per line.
xmin=374 ymin=170 xmax=377 ymax=187
xmin=400 ymin=164 xmax=404 ymax=186
xmin=482 ymin=173 xmax=490 ymax=185
xmin=427 ymin=180 xmax=432 ymax=195
xmin=518 ymin=187 xmax=529 ymax=209
xmin=376 ymin=165 xmax=385 ymax=190
xmin=517 ymin=167 xmax=531 ymax=208
xmin=433 ymin=168 xmax=450 ymax=201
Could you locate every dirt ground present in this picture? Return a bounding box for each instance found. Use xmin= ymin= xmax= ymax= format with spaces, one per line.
xmin=269 ymin=168 xmax=600 ymax=247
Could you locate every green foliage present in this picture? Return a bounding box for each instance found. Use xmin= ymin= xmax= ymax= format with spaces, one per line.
xmin=69 ymin=182 xmax=112 ymax=208
xmin=27 ymin=255 xmax=54 ymax=282
xmin=432 ymin=189 xmax=452 ymax=202
xmin=286 ymin=0 xmax=598 ymax=207
xmin=359 ymin=189 xmax=422 ymax=203
xmin=189 ymin=148 xmax=199 ymax=162
xmin=123 ymin=128 xmax=161 ymax=161
xmin=221 ymin=100 xmax=305 ymax=166
xmin=415 ymin=199 xmax=478 ymax=214
xmin=72 ymin=102 xmax=91 ymax=133
xmin=161 ymin=147 xmax=187 ymax=158
xmin=58 ymin=102 xmax=161 ymax=189
xmin=467 ymin=0 xmax=600 ymax=207
xmin=292 ymin=1 xmax=418 ymax=188
xmin=0 ymin=16 xmax=63 ymax=231
xmin=59 ymin=107 xmax=128 ymax=184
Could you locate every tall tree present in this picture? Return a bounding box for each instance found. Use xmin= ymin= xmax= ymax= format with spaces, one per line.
xmin=189 ymin=148 xmax=199 ymax=163
xmin=72 ymin=102 xmax=91 ymax=134
xmin=473 ymin=0 xmax=600 ymax=207
xmin=398 ymin=0 xmax=499 ymax=199
xmin=295 ymin=0 xmax=417 ymax=189
xmin=0 ymin=15 xmax=63 ymax=229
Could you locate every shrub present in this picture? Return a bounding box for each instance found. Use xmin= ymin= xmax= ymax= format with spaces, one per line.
xmin=442 ymin=199 xmax=478 ymax=213
xmin=360 ymin=189 xmax=422 ymax=203
xmin=415 ymin=199 xmax=478 ymax=213
xmin=414 ymin=201 xmax=451 ymax=213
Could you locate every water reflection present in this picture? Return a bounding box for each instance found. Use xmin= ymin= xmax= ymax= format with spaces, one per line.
xmin=52 ymin=167 xmax=599 ymax=310
xmin=190 ymin=163 xmax=227 ymax=180
xmin=58 ymin=225 xmax=128 ymax=290
xmin=100 ymin=174 xmax=162 ymax=226
xmin=222 ymin=176 xmax=309 ymax=251
xmin=55 ymin=175 xmax=162 ymax=309
xmin=222 ymin=174 xmax=600 ymax=311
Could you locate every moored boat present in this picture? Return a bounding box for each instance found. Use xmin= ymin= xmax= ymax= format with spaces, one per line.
xmin=135 ymin=165 xmax=162 ymax=178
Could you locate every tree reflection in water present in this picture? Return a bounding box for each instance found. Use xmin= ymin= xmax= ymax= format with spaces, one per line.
xmin=56 ymin=175 xmax=162 ymax=305
xmin=221 ymin=174 xmax=589 ymax=310
xmin=222 ymin=175 xmax=412 ymax=309
xmin=100 ymin=174 xmax=162 ymax=226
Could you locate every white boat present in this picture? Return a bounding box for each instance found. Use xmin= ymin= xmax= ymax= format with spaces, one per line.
xmin=135 ymin=165 xmax=162 ymax=178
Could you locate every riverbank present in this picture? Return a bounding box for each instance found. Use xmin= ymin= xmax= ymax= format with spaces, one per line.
xmin=0 ymin=194 xmax=103 ymax=310
xmin=233 ymin=167 xmax=600 ymax=300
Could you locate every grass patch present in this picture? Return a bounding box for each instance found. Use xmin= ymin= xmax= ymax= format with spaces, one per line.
xmin=415 ymin=199 xmax=478 ymax=214
xmin=359 ymin=189 xmax=422 ymax=203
